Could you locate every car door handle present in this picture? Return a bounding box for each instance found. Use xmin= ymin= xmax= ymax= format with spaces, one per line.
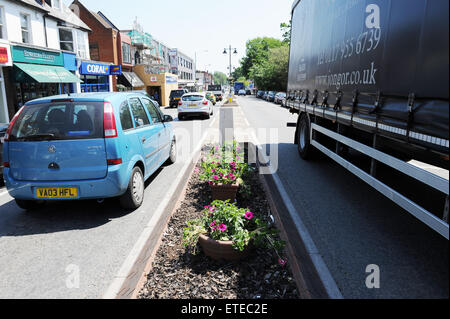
xmin=142 ymin=137 xmax=146 ymax=143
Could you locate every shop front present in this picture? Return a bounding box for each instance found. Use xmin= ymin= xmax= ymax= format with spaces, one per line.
xmin=79 ymin=61 xmax=122 ymax=93
xmin=0 ymin=41 xmax=12 ymax=123
xmin=134 ymin=65 xmax=178 ymax=107
xmin=6 ymin=45 xmax=81 ymax=116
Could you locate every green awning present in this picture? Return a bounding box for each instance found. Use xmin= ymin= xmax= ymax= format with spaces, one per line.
xmin=14 ymin=62 xmax=82 ymax=83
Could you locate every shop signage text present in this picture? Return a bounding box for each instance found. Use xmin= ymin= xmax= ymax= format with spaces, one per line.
xmin=12 ymin=46 xmax=63 ymax=66
xmin=80 ymin=62 xmax=122 ymax=75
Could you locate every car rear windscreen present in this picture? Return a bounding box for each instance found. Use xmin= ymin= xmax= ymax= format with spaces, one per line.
xmin=170 ymin=90 xmax=185 ymax=97
xmin=9 ymin=101 xmax=104 ymax=141
xmin=182 ymin=95 xmax=204 ymax=102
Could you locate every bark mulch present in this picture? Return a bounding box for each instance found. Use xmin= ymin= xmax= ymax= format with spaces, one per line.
xmin=137 ymin=146 xmax=299 ymax=299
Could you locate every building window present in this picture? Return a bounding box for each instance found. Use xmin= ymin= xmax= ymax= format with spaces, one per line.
xmin=0 ymin=7 xmax=5 ymax=39
xmin=122 ymin=42 xmax=131 ymax=64
xmin=59 ymin=28 xmax=74 ymax=52
xmin=20 ymin=14 xmax=30 ymax=44
xmin=89 ymin=42 xmax=99 ymax=61
xmin=76 ymin=30 xmax=87 ymax=59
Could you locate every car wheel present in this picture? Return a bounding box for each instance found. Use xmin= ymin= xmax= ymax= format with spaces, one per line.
xmin=205 ymin=113 xmax=210 ymax=120
xmin=15 ymin=199 xmax=46 ymax=211
xmin=178 ymin=114 xmax=184 ymax=121
xmin=167 ymin=138 xmax=177 ymax=164
xmin=120 ymin=166 xmax=144 ymax=210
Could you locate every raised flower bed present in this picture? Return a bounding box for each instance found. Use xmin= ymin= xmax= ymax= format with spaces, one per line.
xmin=137 ymin=144 xmax=299 ymax=299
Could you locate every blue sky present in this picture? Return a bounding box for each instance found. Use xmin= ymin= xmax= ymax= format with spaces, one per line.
xmin=64 ymin=0 xmax=293 ymax=75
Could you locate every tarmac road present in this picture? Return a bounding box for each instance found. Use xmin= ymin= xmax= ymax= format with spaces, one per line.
xmin=237 ymin=95 xmax=449 ymax=299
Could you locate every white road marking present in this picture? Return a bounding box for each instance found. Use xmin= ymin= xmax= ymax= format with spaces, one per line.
xmin=0 ymin=190 xmax=7 ymax=197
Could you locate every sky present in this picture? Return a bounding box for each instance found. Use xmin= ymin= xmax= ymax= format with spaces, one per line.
xmin=63 ymin=0 xmax=293 ymax=75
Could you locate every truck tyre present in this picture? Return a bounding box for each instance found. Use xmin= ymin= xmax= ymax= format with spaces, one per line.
xmin=15 ymin=199 xmax=45 ymax=211
xmin=297 ymin=114 xmax=315 ymax=160
xmin=120 ymin=166 xmax=144 ymax=210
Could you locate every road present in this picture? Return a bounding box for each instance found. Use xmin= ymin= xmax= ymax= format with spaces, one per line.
xmin=0 ymin=103 xmax=219 ymax=299
xmin=237 ymin=95 xmax=449 ymax=299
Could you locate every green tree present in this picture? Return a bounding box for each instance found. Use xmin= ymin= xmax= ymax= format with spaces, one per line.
xmin=213 ymin=71 xmax=228 ymax=85
xmin=280 ymin=21 xmax=291 ymax=44
xmin=251 ymin=46 xmax=289 ymax=91
xmin=240 ymin=37 xmax=286 ymax=79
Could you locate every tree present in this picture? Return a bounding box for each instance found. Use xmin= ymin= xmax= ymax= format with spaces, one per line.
xmin=280 ymin=21 xmax=291 ymax=44
xmin=213 ymin=71 xmax=228 ymax=85
xmin=240 ymin=37 xmax=286 ymax=79
xmin=251 ymin=46 xmax=289 ymax=91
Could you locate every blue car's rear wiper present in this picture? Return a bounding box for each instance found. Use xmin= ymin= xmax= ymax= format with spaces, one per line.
xmin=16 ymin=133 xmax=60 ymax=141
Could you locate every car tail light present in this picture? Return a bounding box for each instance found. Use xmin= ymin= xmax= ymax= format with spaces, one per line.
xmin=202 ymin=100 xmax=208 ymax=105
xmin=2 ymin=162 xmax=10 ymax=168
xmin=103 ymin=102 xmax=118 ymax=138
xmin=107 ymin=158 xmax=122 ymax=165
xmin=178 ymin=101 xmax=183 ymax=106
xmin=4 ymin=106 xmax=25 ymax=142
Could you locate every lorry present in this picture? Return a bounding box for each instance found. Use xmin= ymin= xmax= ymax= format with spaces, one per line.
xmin=207 ymin=85 xmax=223 ymax=101
xmin=286 ymin=0 xmax=449 ymax=239
xmin=234 ymin=82 xmax=244 ymax=95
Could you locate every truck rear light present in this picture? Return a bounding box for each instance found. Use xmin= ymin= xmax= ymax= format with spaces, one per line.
xmin=103 ymin=102 xmax=118 ymax=138
xmin=107 ymin=158 xmax=122 ymax=165
xmin=4 ymin=106 xmax=25 ymax=142
xmin=2 ymin=162 xmax=9 ymax=168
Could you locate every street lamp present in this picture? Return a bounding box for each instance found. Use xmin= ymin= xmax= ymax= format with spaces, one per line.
xmin=223 ymin=45 xmax=237 ymax=77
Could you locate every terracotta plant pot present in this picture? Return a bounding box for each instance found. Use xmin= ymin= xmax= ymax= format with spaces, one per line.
xmin=198 ymin=234 xmax=252 ymax=261
xmin=210 ymin=183 xmax=239 ymax=202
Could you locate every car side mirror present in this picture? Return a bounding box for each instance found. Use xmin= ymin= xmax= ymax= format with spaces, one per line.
xmin=163 ymin=115 xmax=173 ymax=122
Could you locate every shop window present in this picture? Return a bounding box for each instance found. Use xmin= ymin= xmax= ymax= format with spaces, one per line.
xmin=20 ymin=13 xmax=30 ymax=44
xmin=59 ymin=28 xmax=74 ymax=52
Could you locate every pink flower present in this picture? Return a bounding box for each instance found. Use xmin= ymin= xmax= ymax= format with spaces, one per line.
xmin=212 ymin=175 xmax=219 ymax=181
xmin=236 ymin=156 xmax=241 ymax=161
xmin=202 ymin=156 xmax=207 ymax=162
xmin=218 ymin=224 xmax=227 ymax=232
xmin=210 ymin=220 xmax=216 ymax=228
xmin=209 ymin=206 xmax=216 ymax=213
xmin=278 ymin=258 xmax=287 ymax=267
xmin=219 ymin=173 xmax=224 ymax=177
xmin=230 ymin=161 xmax=236 ymax=166
xmin=244 ymin=211 xmax=254 ymax=220
xmin=211 ymin=168 xmax=216 ymax=173
xmin=204 ymin=205 xmax=211 ymax=209
xmin=194 ymin=167 xmax=200 ymax=174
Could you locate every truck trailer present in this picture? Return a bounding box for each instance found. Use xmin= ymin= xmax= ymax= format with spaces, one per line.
xmin=286 ymin=0 xmax=449 ymax=239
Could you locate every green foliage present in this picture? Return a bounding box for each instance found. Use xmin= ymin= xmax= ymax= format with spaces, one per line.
xmin=280 ymin=20 xmax=292 ymax=44
xmin=213 ymin=71 xmax=228 ymax=85
xmin=182 ymin=200 xmax=285 ymax=256
xmin=250 ymin=46 xmax=289 ymax=91
xmin=199 ymin=141 xmax=253 ymax=197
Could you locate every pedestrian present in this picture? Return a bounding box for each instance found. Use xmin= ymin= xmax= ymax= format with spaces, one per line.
xmin=154 ymin=91 xmax=159 ymax=103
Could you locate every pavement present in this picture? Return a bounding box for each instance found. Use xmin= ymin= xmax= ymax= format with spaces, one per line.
xmin=0 ymin=103 xmax=220 ymax=299
xmin=235 ymin=95 xmax=449 ymax=299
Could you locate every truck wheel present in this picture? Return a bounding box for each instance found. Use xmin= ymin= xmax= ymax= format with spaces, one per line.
xmin=297 ymin=114 xmax=315 ymax=160
xmin=15 ymin=199 xmax=45 ymax=211
xmin=120 ymin=167 xmax=144 ymax=210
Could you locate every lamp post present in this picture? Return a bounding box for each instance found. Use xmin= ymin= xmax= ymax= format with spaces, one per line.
xmin=223 ymin=45 xmax=237 ymax=78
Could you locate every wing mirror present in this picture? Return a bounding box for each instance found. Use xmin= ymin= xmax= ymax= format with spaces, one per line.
xmin=163 ymin=115 xmax=173 ymax=122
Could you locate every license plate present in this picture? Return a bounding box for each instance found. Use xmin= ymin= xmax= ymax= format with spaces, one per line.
xmin=188 ymin=104 xmax=198 ymax=107
xmin=36 ymin=187 xmax=78 ymax=198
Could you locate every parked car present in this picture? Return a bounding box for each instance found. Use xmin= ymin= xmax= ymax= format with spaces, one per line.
xmin=2 ymin=92 xmax=176 ymax=210
xmin=262 ymin=91 xmax=269 ymax=100
xmin=245 ymin=89 xmax=252 ymax=95
xmin=274 ymin=92 xmax=287 ymax=106
xmin=257 ymin=90 xmax=265 ymax=99
xmin=238 ymin=89 xmax=246 ymax=96
xmin=169 ymin=89 xmax=188 ymax=108
xmin=0 ymin=122 xmax=9 ymax=180
xmin=267 ymin=91 xmax=276 ymax=102
xmin=206 ymin=92 xmax=217 ymax=105
xmin=178 ymin=92 xmax=214 ymax=120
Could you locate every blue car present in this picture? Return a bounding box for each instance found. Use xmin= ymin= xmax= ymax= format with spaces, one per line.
xmin=2 ymin=92 xmax=176 ymax=210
